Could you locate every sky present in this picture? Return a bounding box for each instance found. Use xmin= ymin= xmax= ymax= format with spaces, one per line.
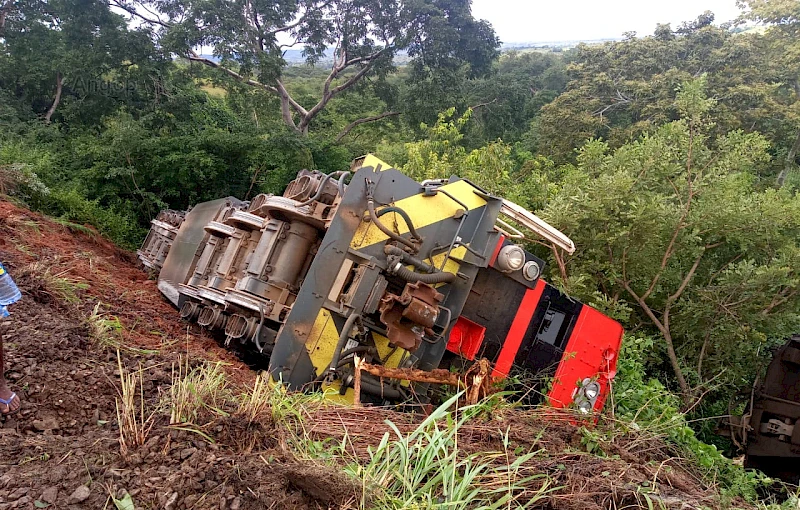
xmin=470 ymin=0 xmax=745 ymax=44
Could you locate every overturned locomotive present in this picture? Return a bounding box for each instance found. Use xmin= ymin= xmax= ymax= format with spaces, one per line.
xmin=138 ymin=155 xmax=623 ymax=408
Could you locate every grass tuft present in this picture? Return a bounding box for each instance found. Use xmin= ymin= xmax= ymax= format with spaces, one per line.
xmin=350 ymin=393 xmax=553 ymax=509
xmin=167 ymin=357 xmax=231 ymax=427
xmin=114 ymin=351 xmax=156 ymax=456
xmin=237 ymin=371 xmax=272 ymax=423
xmin=18 ymin=260 xmax=89 ymax=304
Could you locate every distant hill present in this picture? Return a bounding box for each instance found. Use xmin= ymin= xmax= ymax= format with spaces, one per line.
xmin=195 ymin=38 xmax=616 ymax=69
xmin=501 ymin=38 xmax=621 ymax=51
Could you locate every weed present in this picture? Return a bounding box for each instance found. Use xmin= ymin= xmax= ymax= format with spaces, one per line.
xmin=166 ymin=357 xmax=231 ymax=426
xmin=17 ymin=219 xmax=41 ymax=235
xmin=269 ymin=382 xmax=332 ymax=424
xmin=114 ymin=351 xmax=156 ymax=456
xmin=18 ymin=452 xmax=50 ymax=465
xmin=52 ymin=217 xmax=96 ymax=238
xmin=87 ymin=303 xmax=158 ymax=355
xmin=10 ymin=239 xmax=35 ymax=257
xmin=237 ymin=372 xmax=272 ymax=423
xmin=88 ymin=303 xmax=124 ymax=348
xmin=107 ymin=487 xmax=135 ymax=510
xmin=18 ymin=260 xmax=89 ymax=304
xmin=348 ymin=394 xmax=553 ymax=509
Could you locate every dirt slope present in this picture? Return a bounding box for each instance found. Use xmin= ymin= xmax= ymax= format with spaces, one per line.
xmin=0 ymin=202 xmax=359 ymax=510
xmin=0 ymin=200 xmax=755 ymax=510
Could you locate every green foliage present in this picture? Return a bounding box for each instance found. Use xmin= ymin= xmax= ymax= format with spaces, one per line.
xmin=349 ymin=394 xmax=551 ymax=509
xmin=42 ymin=189 xmax=145 ymax=249
xmin=613 ymin=334 xmax=776 ymax=503
xmin=166 ymin=360 xmax=231 ymax=425
xmin=116 ymin=0 xmax=499 ymax=134
xmin=532 ymin=14 xmax=798 ymax=173
xmin=0 ymin=0 xmax=168 ymax=126
xmin=542 ymin=79 xmax=800 ymax=403
xmin=391 ymin=108 xmax=554 ymax=211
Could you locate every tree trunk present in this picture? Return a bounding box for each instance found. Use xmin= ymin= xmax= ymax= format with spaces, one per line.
xmin=44 ymin=72 xmax=63 ymax=124
xmin=278 ymin=91 xmax=299 ymax=133
xmin=661 ymin=327 xmax=692 ymax=404
xmin=0 ymin=0 xmax=12 ymax=33
xmin=778 ymin=80 xmax=800 ymax=187
xmin=777 ymin=128 xmax=800 ymax=187
xmin=621 ymin=280 xmax=691 ymax=400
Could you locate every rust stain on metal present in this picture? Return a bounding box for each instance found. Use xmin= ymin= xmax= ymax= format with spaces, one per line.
xmin=378 ymin=282 xmax=443 ymax=351
xmin=356 ymin=358 xmax=492 ymax=405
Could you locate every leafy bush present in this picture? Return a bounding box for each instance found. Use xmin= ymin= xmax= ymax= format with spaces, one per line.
xmin=38 ymin=188 xmax=146 ymax=250
xmin=613 ymin=334 xmax=776 ymax=502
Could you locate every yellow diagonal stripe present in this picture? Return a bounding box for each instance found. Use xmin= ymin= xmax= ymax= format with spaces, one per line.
xmin=359 ymin=154 xmax=393 ymax=171
xmin=350 ymin=179 xmax=487 ymax=250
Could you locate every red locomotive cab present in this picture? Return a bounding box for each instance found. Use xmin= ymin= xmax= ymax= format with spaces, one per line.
xmin=547 ymin=305 xmax=623 ymax=413
xmin=446 ymin=236 xmax=624 ymax=414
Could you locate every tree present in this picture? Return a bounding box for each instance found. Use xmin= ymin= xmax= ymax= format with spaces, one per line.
xmin=0 ymin=0 xmax=165 ymax=125
xmin=458 ymin=51 xmax=568 ymax=147
xmin=112 ymin=0 xmax=499 ymax=136
xmin=741 ymin=0 xmax=800 ymax=187
xmin=542 ymin=78 xmax=800 ymax=408
xmin=532 ymin=13 xmax=788 ymax=168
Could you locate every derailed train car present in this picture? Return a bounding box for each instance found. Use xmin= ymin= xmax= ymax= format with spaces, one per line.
xmin=139 ymin=155 xmax=623 ymax=409
xmin=725 ymin=335 xmax=800 ymax=483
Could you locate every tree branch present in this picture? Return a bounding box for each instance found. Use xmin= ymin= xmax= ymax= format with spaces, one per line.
xmin=44 ymin=71 xmax=63 ymax=124
xmin=666 ymin=250 xmax=706 ymax=310
xmin=187 ymin=51 xmax=278 ymax=94
xmin=275 ymin=79 xmax=307 ymax=116
xmin=552 ymin=245 xmax=568 ymax=283
xmin=777 ymin=124 xmax=800 ymax=188
xmin=696 ymin=320 xmax=715 ymax=383
xmin=107 ymin=0 xmax=170 ymax=28
xmin=265 ymin=0 xmax=334 ymax=36
xmin=298 ymin=47 xmax=392 ymax=132
xmin=335 ymin=111 xmax=400 ymax=142
xmin=468 ymin=98 xmax=498 ymax=110
xmin=620 ymin=275 xmax=690 ymax=397
xmin=761 ymin=288 xmax=799 ymax=316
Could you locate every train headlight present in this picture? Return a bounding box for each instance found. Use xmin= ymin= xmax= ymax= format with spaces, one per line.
xmin=577 ymin=399 xmax=593 ymax=414
xmin=584 ymin=382 xmax=600 ymax=400
xmin=497 ymin=245 xmax=526 ymax=272
xmin=522 ymin=261 xmax=541 ymax=281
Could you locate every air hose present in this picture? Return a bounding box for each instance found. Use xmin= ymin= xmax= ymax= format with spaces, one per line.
xmin=359 ymin=376 xmax=403 ymax=400
xmin=328 ymin=313 xmax=362 ymax=380
xmin=374 ymin=206 xmax=423 ymax=242
xmin=367 ymin=199 xmax=419 ymax=252
xmin=384 ymin=246 xmax=456 ymax=284
xmin=384 ymin=245 xmax=436 ymax=273
xmin=391 ymin=263 xmax=456 ymax=284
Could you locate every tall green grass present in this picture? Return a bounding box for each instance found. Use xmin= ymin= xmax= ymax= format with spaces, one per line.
xmin=338 ymin=394 xmax=553 ymax=509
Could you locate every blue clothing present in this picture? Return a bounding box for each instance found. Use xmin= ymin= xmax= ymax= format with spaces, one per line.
xmin=0 ymin=263 xmax=21 ymax=317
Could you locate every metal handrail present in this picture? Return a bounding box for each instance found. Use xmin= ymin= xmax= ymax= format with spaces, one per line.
xmin=498 ymin=199 xmax=576 ymax=254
